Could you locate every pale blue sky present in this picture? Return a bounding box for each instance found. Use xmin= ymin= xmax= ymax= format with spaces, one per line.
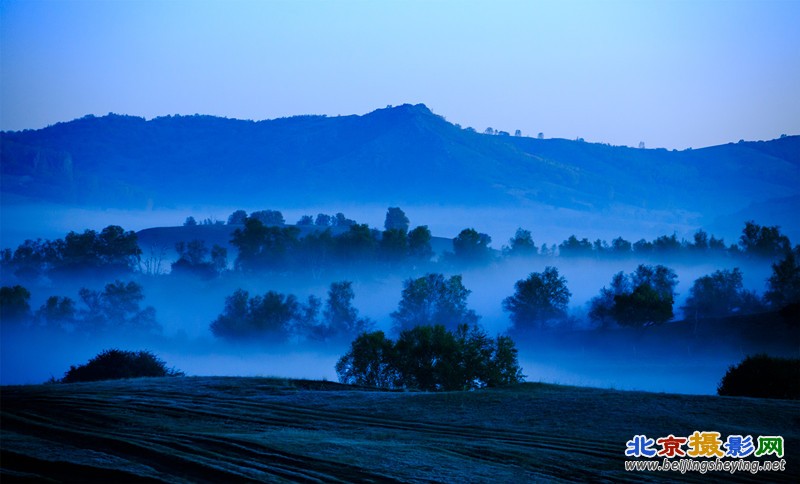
xmin=1 ymin=0 xmax=798 ymax=149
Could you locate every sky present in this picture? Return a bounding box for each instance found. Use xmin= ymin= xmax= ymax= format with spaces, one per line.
xmin=1 ymin=0 xmax=798 ymax=149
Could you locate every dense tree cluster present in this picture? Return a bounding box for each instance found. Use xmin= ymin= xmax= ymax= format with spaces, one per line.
xmin=1 ymin=225 xmax=141 ymax=279
xmin=452 ymin=228 xmax=493 ymax=264
xmin=171 ymin=240 xmax=227 ymax=278
xmin=229 ymin=216 xmax=435 ymax=273
xmin=682 ymin=268 xmax=764 ymax=320
xmin=588 ymin=265 xmax=678 ymax=327
xmin=503 ymin=267 xmax=571 ymax=333
xmin=336 ymin=324 xmax=524 ymax=391
xmin=391 ymin=273 xmax=479 ymax=332
xmin=1 ymin=280 xmax=160 ymax=334
xmin=0 ymin=285 xmax=31 ymax=323
xmin=210 ymin=281 xmax=372 ymax=343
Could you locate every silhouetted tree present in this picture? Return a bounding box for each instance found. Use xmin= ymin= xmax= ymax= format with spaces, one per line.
xmin=407 ymin=225 xmax=434 ymax=261
xmin=227 ymin=210 xmax=248 ymax=225
xmin=588 ymin=272 xmax=629 ymax=328
xmin=171 ymin=240 xmax=225 ymax=278
xmin=610 ymin=237 xmax=632 ymax=255
xmin=765 ymin=246 xmax=800 ymax=309
xmin=297 ymin=215 xmax=314 ymax=226
xmin=210 ymin=289 xmax=299 ymax=342
xmin=50 ymin=225 xmax=141 ymax=275
xmin=320 ymin=281 xmax=372 ymax=340
xmin=335 ymin=331 xmax=399 ymax=388
xmin=589 ymin=265 xmax=677 ymax=327
xmin=380 ymin=228 xmax=408 ymax=263
xmin=231 ymin=218 xmax=300 ymax=271
xmin=335 ymin=224 xmax=377 ymax=263
xmin=452 ymin=228 xmax=492 ymax=264
xmin=184 ymin=216 xmax=198 ymax=227
xmin=612 ymin=265 xmax=678 ymax=327
xmin=333 ymin=212 xmax=356 ymax=227
xmin=315 ymin=213 xmax=333 ymax=227
xmin=384 ymin=207 xmax=410 ymax=232
xmin=211 ymin=244 xmax=228 ymax=273
xmin=652 ymin=234 xmax=681 ymax=254
xmin=633 ymin=239 xmax=653 ymax=254
xmin=7 ymin=239 xmax=51 ymax=278
xmin=505 ymin=228 xmax=537 ymax=257
xmin=173 ymin=239 xmax=208 ymax=269
xmin=592 ymin=239 xmax=609 ymax=256
xmin=391 ymin=274 xmax=479 ymax=332
xmin=36 ymin=296 xmax=77 ymax=330
xmin=336 ymin=324 xmax=523 ymax=391
xmin=0 ymin=285 xmax=31 ymax=324
xmin=739 ymin=221 xmax=791 ymax=259
xmin=691 ymin=230 xmax=709 ymax=252
xmin=503 ymin=267 xmax=571 ymax=332
xmin=298 ymin=229 xmax=335 ymax=277
xmin=682 ymin=268 xmax=762 ymax=320
xmin=394 ymin=324 xmax=462 ymax=391
xmin=78 ymin=280 xmax=160 ymax=334
xmin=558 ymin=235 xmax=592 ymax=257
xmin=250 ymin=210 xmax=285 ymax=226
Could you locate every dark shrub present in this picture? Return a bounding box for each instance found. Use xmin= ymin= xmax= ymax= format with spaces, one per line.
xmin=717 ymin=354 xmax=800 ymax=399
xmin=62 ymin=349 xmax=183 ymax=383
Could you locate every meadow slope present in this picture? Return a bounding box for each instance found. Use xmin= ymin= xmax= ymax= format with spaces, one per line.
xmin=1 ymin=377 xmax=798 ymax=483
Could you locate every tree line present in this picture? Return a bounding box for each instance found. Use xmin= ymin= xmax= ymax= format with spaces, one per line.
xmin=2 ymin=208 xmax=794 ymax=283
xmin=3 ymin=242 xmax=798 ymax=339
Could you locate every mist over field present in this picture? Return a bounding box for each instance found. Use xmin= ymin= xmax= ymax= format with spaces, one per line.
xmin=2 ymin=118 xmax=797 ymax=396
xmin=3 ymin=2 xmax=800 ymax=481
xmin=1 ymin=202 xmax=794 ymax=396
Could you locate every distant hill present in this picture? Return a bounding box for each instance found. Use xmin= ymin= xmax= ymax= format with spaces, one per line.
xmin=2 ymin=104 xmax=798 ymax=231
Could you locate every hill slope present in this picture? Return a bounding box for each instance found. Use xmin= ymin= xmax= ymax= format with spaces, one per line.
xmin=2 ymin=377 xmax=797 ymax=482
xmin=2 ymin=104 xmax=798 ymax=227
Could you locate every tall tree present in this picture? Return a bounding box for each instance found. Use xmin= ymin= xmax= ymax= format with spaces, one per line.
xmin=765 ymin=246 xmax=800 ymax=309
xmin=0 ymin=285 xmax=31 ymax=324
xmin=384 ymin=207 xmax=410 ymax=232
xmin=391 ymin=273 xmax=479 ymax=332
xmin=227 ymin=210 xmax=248 ymax=225
xmin=453 ymin=228 xmax=492 ymax=264
xmin=408 ymin=225 xmax=434 ymax=261
xmin=503 ymin=267 xmax=571 ymax=332
xmin=739 ymin=221 xmax=791 ymax=258
xmin=505 ymin=228 xmax=537 ymax=257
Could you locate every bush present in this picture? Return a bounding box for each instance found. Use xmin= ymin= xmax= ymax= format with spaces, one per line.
xmin=61 ymin=349 xmax=183 ymax=383
xmin=717 ymin=354 xmax=800 ymax=399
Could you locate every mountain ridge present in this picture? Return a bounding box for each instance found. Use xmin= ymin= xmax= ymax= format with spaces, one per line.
xmin=1 ymin=104 xmax=798 ymax=234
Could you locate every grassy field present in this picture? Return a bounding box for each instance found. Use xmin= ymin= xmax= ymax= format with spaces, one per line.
xmin=1 ymin=377 xmax=798 ymax=483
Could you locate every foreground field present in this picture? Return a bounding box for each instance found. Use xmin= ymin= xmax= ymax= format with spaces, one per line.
xmin=1 ymin=377 xmax=798 ymax=483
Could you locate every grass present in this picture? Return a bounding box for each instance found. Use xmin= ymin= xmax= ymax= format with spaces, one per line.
xmin=1 ymin=376 xmax=798 ymax=482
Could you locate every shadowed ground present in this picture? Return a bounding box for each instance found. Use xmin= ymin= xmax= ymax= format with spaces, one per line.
xmin=1 ymin=377 xmax=797 ymax=482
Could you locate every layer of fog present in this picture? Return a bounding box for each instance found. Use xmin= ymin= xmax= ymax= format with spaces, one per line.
xmin=1 ymin=202 xmax=793 ymax=395
xmin=2 ymin=254 xmax=779 ymax=394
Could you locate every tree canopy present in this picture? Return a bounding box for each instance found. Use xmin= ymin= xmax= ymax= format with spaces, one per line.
xmin=391 ymin=273 xmax=479 ymax=332
xmin=503 ymin=267 xmax=571 ymax=332
xmin=336 ymin=324 xmax=524 ymax=391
